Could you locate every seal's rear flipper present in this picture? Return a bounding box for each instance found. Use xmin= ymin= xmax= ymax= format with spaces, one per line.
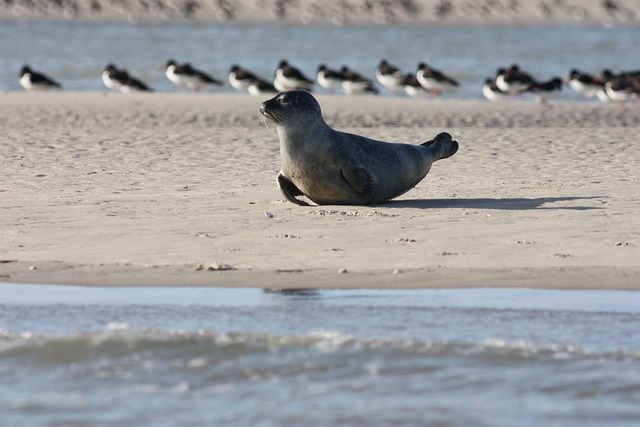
xmin=422 ymin=132 xmax=458 ymax=160
xmin=277 ymin=173 xmax=310 ymax=206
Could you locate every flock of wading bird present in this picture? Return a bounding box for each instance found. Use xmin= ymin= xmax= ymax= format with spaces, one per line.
xmin=18 ymin=59 xmax=640 ymax=108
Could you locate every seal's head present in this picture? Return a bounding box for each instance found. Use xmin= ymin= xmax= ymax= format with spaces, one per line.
xmin=259 ymin=90 xmax=321 ymax=126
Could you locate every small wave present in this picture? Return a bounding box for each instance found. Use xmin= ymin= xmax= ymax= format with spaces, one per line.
xmin=1 ymin=328 xmax=639 ymax=368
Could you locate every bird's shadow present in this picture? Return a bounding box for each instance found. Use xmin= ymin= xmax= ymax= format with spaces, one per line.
xmin=382 ymin=196 xmax=605 ymax=210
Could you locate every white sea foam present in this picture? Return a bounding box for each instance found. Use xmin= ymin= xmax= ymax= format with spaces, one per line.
xmin=2 ymin=285 xmax=640 ymax=426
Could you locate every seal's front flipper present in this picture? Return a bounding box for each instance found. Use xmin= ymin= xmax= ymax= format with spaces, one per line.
xmin=277 ymin=173 xmax=310 ymax=206
xmin=341 ymin=164 xmax=375 ymax=196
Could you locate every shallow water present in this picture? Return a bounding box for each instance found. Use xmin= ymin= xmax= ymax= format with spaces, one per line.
xmin=1 ymin=284 xmax=640 ymax=426
xmin=1 ymin=20 xmax=638 ymax=100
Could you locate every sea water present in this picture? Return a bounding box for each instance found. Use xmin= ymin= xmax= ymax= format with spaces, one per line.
xmin=1 ymin=20 xmax=638 ymax=100
xmin=1 ymin=284 xmax=640 ymax=426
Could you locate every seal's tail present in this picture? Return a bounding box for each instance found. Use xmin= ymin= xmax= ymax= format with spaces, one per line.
xmin=421 ymin=132 xmax=459 ymax=160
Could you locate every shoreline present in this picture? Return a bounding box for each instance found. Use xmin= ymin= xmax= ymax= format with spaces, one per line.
xmin=4 ymin=263 xmax=640 ymax=291
xmin=1 ymin=92 xmax=639 ymax=290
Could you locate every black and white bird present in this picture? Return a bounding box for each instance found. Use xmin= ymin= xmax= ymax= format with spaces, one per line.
xmin=164 ymin=59 xmax=223 ymax=92
xmin=247 ymin=79 xmax=278 ymax=96
xmin=398 ymin=73 xmax=427 ymax=97
xmin=482 ymin=77 xmax=508 ymax=101
xmin=519 ymin=77 xmax=563 ymax=107
xmin=228 ymin=65 xmax=276 ymax=95
xmin=567 ymin=69 xmax=601 ymax=100
xmin=339 ymin=66 xmax=378 ymax=96
xmin=102 ymin=64 xmax=124 ymax=91
xmin=416 ymin=63 xmax=459 ymax=97
xmin=495 ymin=64 xmax=536 ymax=95
xmin=102 ymin=64 xmax=152 ymax=93
xmin=274 ymin=60 xmax=314 ymax=92
xmin=375 ymin=59 xmax=404 ymax=93
xmin=316 ymin=64 xmax=344 ymax=94
xmin=590 ymin=69 xmax=615 ymax=103
xmin=19 ymin=65 xmax=61 ymax=91
xmin=121 ymin=73 xmax=153 ymax=93
xmin=601 ymin=71 xmax=640 ymax=107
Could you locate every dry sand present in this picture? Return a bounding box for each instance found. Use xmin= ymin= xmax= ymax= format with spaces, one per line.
xmin=2 ymin=0 xmax=639 ymax=26
xmin=1 ymin=91 xmax=639 ymax=289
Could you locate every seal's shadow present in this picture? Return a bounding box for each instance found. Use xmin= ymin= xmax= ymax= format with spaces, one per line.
xmin=383 ymin=196 xmax=605 ymax=210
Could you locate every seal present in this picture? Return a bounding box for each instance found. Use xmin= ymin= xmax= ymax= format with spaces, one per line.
xmin=259 ymin=91 xmax=459 ymax=206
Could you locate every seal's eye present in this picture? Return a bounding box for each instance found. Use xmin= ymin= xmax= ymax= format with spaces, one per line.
xmin=277 ymin=95 xmax=289 ymax=105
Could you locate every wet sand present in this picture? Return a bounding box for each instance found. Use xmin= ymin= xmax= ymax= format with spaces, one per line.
xmin=1 ymin=91 xmax=639 ymax=289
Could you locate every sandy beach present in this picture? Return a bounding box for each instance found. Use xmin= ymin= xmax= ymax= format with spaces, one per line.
xmin=2 ymin=0 xmax=639 ymax=26
xmin=1 ymin=91 xmax=638 ymax=289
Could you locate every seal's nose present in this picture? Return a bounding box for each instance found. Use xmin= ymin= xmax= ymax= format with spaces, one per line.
xmin=259 ymin=101 xmax=267 ymax=114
